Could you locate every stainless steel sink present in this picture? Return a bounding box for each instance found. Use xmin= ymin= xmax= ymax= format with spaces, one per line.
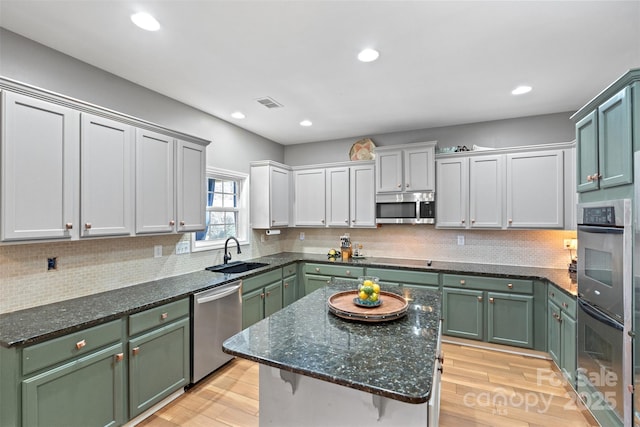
xmin=205 ymin=261 xmax=269 ymax=274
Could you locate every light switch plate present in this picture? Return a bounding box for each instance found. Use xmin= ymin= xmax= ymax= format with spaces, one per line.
xmin=457 ymin=235 xmax=465 ymax=246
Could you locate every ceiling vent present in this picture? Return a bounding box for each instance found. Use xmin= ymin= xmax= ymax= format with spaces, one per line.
xmin=256 ymin=96 xmax=284 ymax=109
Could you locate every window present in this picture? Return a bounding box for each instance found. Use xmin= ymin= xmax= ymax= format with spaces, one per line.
xmin=192 ymin=167 xmax=249 ymax=251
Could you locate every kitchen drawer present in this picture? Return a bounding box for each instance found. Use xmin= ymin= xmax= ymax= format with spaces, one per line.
xmin=303 ymin=263 xmax=364 ymax=279
xmin=442 ymin=274 xmax=533 ymax=294
xmin=282 ymin=263 xmax=298 ymax=277
xmin=22 ymin=319 xmax=123 ymax=375
xmin=548 ymin=284 xmax=576 ymax=317
xmin=128 ymin=298 xmax=189 ymax=336
xmin=366 ymin=267 xmax=439 ymax=286
xmin=243 ymin=268 xmax=283 ymax=294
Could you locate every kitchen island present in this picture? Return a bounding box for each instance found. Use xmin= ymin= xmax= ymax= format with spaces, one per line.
xmin=223 ymin=279 xmax=443 ymax=427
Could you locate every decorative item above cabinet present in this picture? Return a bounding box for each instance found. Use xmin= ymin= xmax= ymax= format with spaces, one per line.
xmin=0 ymin=77 xmax=210 ymax=243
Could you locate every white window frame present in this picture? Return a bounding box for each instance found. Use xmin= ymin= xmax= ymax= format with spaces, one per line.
xmin=191 ymin=167 xmax=249 ymax=252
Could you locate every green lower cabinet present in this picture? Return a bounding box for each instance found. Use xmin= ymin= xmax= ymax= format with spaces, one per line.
xmin=548 ymin=284 xmax=577 ymax=384
xmin=22 ymin=343 xmax=126 ymax=427
xmin=304 ymin=274 xmax=332 ymax=295
xmin=242 ymin=280 xmax=283 ymax=329
xmin=487 ymin=292 xmax=533 ymax=348
xmin=283 ymin=274 xmax=298 ymax=307
xmin=560 ymin=313 xmax=577 ymax=383
xmin=302 ymin=263 xmax=364 ymax=296
xmin=128 ymin=317 xmax=190 ymax=418
xmin=442 ymin=288 xmax=484 ymax=341
xmin=548 ymin=300 xmax=562 ymax=364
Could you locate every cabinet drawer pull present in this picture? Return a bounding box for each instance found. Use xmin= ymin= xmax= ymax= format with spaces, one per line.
xmin=75 ymin=340 xmax=86 ymax=350
xmin=161 ymin=312 xmax=168 ymax=320
xmin=65 ymin=222 xmax=73 ymax=230
xmin=346 ymin=270 xmax=351 ymax=276
xmin=489 ymin=297 xmax=494 ymax=303
xmin=132 ymin=347 xmax=140 ymax=356
xmin=315 ymin=267 xmax=320 ymax=273
xmin=507 ymin=283 xmax=513 ymax=289
xmin=115 ymin=353 xmax=124 ymax=362
xmin=477 ymin=296 xmax=483 ymax=302
xmin=169 ymin=220 xmax=175 ymax=226
xmin=460 ymin=280 xmax=465 ymax=285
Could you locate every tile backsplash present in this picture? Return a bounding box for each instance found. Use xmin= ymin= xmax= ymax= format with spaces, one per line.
xmin=0 ymin=227 xmax=575 ymax=314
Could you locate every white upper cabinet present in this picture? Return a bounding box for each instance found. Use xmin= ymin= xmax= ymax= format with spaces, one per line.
xmin=376 ymin=141 xmax=436 ymax=193
xmin=135 ymin=129 xmax=176 ymax=234
xmin=80 ymin=113 xmax=134 ymax=237
xmin=349 ymin=163 xmax=376 ymax=228
xmin=469 ymin=155 xmax=503 ymax=229
xmin=506 ymin=150 xmax=564 ymax=229
xmin=176 ymin=140 xmax=206 ymax=232
xmin=294 ymin=168 xmax=326 ymax=226
xmin=1 ymin=91 xmax=80 ymax=241
xmin=250 ymin=161 xmax=291 ymax=228
xmin=326 ymin=166 xmax=350 ymax=227
xmin=436 ymin=157 xmax=468 ymax=228
xmin=437 ymin=144 xmax=569 ymax=230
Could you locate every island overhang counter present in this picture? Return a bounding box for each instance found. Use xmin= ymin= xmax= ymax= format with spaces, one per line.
xmin=223 ymin=279 xmax=443 ymax=426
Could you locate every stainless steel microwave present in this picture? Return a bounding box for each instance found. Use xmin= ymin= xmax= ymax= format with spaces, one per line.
xmin=375 ymin=192 xmax=435 ymax=224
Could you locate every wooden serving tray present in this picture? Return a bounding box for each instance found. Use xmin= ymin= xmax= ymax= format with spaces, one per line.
xmin=327 ymin=290 xmax=408 ymax=322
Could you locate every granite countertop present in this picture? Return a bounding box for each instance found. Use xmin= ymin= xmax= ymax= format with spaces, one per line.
xmin=223 ymin=279 xmax=442 ymax=404
xmin=0 ymin=251 xmax=577 ymax=348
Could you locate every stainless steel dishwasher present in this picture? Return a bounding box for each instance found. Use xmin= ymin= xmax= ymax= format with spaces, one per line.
xmin=191 ymin=280 xmax=242 ymax=384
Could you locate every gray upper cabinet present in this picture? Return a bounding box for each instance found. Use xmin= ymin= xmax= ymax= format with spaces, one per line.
xmin=135 ymin=129 xmax=176 ymax=234
xmin=294 ymin=168 xmax=326 ymax=226
xmin=376 ymin=141 xmax=436 ymax=193
xmin=176 ymin=139 xmax=206 ymax=232
xmin=325 ymin=166 xmax=350 ymax=227
xmin=349 ymin=163 xmax=376 ymax=227
xmin=435 ymin=157 xmax=467 ymax=228
xmin=1 ymin=91 xmax=80 ymax=241
xmin=81 ymin=113 xmax=134 ymax=237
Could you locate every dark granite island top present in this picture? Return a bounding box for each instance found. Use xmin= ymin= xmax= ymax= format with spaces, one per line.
xmin=223 ymin=279 xmax=442 ymax=405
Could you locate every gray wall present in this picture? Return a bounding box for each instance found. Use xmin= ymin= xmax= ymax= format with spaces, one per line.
xmin=284 ymin=112 xmax=575 ymax=166
xmin=0 ymin=29 xmax=284 ymax=173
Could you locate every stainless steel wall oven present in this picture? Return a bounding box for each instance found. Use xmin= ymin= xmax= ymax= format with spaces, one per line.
xmin=576 ymin=199 xmax=632 ymax=427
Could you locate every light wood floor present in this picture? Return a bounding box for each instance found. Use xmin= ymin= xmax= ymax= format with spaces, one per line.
xmin=138 ymin=342 xmax=599 ymax=427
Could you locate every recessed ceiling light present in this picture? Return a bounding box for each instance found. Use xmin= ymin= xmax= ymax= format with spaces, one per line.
xmin=231 ymin=111 xmax=246 ymax=119
xmin=131 ymin=12 xmax=160 ymax=31
xmin=300 ymin=120 xmax=313 ymax=127
xmin=511 ymin=85 xmax=532 ymax=95
xmin=357 ymin=48 xmax=379 ymax=63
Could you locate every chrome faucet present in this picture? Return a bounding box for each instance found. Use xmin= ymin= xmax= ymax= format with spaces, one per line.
xmin=223 ymin=237 xmax=241 ymax=264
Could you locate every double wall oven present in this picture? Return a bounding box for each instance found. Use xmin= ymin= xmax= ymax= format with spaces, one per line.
xmin=576 ymin=199 xmax=632 ymax=427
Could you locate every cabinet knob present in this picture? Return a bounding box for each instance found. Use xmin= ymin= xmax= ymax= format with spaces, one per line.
xmin=471 ymin=219 xmax=475 ymax=224
xmin=352 ymin=219 xmax=356 ymax=223
xmin=489 ymin=297 xmax=494 ymax=303
xmin=84 ymin=223 xmax=92 ymax=230
xmin=477 ymin=296 xmax=483 ymax=302
xmin=261 ymin=293 xmax=265 ymax=299
xmin=161 ymin=312 xmax=168 ymax=320
xmin=346 ymin=270 xmax=351 ymax=275
xmin=461 ymin=219 xmax=465 ymax=224
xmin=266 ymin=291 xmax=271 ymax=297
xmin=562 ymin=302 xmax=568 ymax=308
xmin=115 ymin=353 xmax=124 ymax=362
xmin=315 ymin=267 xmax=320 ymax=273
xmin=586 ymin=175 xmax=593 ymax=182
xmin=508 ymin=219 xmax=513 ymax=224
xmin=397 ymin=184 xmax=402 ymax=188
xmin=65 ymin=223 xmax=73 ymax=230
xmin=272 ymin=220 xmax=276 ymax=224
xmin=550 ymin=292 xmax=555 ymax=297
xmin=169 ymin=220 xmax=175 ymax=226
xmin=507 ymin=283 xmax=513 ymax=289
xmin=284 ymin=282 xmax=289 ymax=288
xmin=75 ymin=340 xmax=86 ymax=350
xmin=326 ymin=279 xmax=331 ymax=284
xmin=132 ymin=347 xmax=140 ymax=356
xmin=321 ymin=219 xmax=325 ymax=224
xmin=460 ymin=280 xmax=465 ymax=285
xmin=406 ymin=184 xmax=410 ymax=188
xmin=180 ymin=220 xmax=185 ymax=226
xmin=345 ymin=219 xmax=349 ymax=223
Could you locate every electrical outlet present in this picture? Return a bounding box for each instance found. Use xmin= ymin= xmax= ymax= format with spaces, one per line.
xmin=563 ymin=238 xmax=577 ymax=250
xmin=154 ymin=245 xmax=163 ymax=258
xmin=299 ymin=232 xmax=305 ymax=241
xmin=175 ymin=241 xmax=190 ymax=255
xmin=260 ymin=234 xmax=265 ymax=243
xmin=457 ymin=235 xmax=465 ymax=246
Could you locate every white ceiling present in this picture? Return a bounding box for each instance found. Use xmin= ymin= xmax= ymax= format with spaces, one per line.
xmin=1 ymin=0 xmax=639 ymax=145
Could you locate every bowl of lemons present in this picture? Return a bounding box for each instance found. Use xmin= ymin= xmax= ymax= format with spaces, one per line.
xmin=355 ymin=276 xmax=381 ymax=307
